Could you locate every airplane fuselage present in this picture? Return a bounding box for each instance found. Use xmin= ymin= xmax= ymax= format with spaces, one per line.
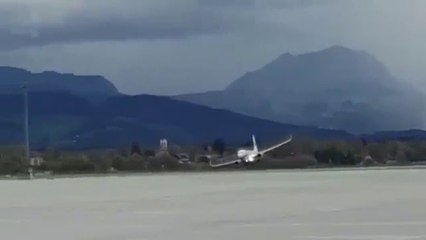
xmin=208 ymin=134 xmax=292 ymax=168
xmin=237 ymin=149 xmax=263 ymax=163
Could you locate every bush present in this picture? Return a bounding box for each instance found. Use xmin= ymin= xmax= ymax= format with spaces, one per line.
xmin=146 ymin=152 xmax=180 ymax=171
xmin=44 ymin=156 xmax=95 ymax=174
xmin=0 ymin=157 xmax=24 ymax=175
xmin=112 ymin=155 xmax=146 ymax=171
xmin=312 ymin=143 xmax=363 ymax=166
xmin=144 ymin=150 xmax=156 ymax=157
xmin=85 ymin=152 xmax=114 ymax=172
xmin=212 ymin=139 xmax=226 ymax=156
xmin=314 ymin=147 xmax=346 ymax=165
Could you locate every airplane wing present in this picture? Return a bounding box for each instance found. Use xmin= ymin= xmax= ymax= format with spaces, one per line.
xmin=259 ymin=135 xmax=293 ymax=155
xmin=209 ymin=157 xmax=242 ymax=168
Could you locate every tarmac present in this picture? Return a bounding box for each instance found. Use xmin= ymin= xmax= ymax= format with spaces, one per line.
xmin=1 ymin=168 xmax=426 ymax=240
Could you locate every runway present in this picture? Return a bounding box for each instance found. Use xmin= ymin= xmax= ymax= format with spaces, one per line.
xmin=1 ymin=168 xmax=426 ymax=240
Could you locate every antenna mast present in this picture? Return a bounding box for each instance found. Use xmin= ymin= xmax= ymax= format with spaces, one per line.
xmin=23 ymin=80 xmax=31 ymax=179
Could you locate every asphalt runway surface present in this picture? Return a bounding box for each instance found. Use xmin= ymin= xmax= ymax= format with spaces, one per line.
xmin=1 ymin=168 xmax=426 ymax=240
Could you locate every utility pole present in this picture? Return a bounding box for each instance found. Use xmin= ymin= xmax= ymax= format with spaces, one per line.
xmin=23 ymin=80 xmax=32 ymax=179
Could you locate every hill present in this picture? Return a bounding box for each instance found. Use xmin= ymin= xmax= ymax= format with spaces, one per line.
xmin=0 ymin=67 xmax=119 ymax=97
xmin=175 ymin=46 xmax=425 ymax=133
xmin=0 ymin=91 xmax=352 ymax=149
xmin=363 ymin=129 xmax=426 ymax=142
xmin=1 ymin=59 xmax=425 ymax=150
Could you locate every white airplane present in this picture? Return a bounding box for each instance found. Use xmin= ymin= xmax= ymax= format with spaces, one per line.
xmin=209 ymin=134 xmax=293 ymax=168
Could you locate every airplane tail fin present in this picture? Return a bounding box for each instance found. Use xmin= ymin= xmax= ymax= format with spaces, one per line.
xmin=252 ymin=134 xmax=258 ymax=152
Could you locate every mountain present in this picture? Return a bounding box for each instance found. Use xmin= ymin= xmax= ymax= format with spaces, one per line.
xmin=0 ymin=66 xmax=358 ymax=149
xmin=0 ymin=92 xmax=352 ymax=149
xmin=0 ymin=67 xmax=119 ymax=97
xmin=175 ymin=46 xmax=425 ymax=134
xmin=81 ymin=95 xmax=352 ymax=147
xmin=1 ymin=58 xmax=424 ymax=150
xmin=363 ymin=130 xmax=426 ymax=142
xmin=0 ymin=92 xmax=93 ymax=147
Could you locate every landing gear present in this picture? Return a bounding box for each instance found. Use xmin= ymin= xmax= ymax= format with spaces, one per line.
xmin=236 ymin=160 xmax=248 ymax=166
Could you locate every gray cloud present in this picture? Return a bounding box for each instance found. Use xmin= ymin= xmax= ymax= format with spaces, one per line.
xmin=0 ymin=0 xmax=333 ymax=50
xmin=258 ymin=0 xmax=335 ymax=8
xmin=198 ymin=0 xmax=255 ymax=7
xmin=0 ymin=0 xmax=259 ymax=50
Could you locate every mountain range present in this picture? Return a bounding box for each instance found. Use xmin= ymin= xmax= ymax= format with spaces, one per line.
xmin=0 ymin=46 xmax=425 ymax=150
xmin=175 ymin=46 xmax=425 ymax=134
xmin=0 ymin=91 xmax=351 ymax=149
xmin=0 ymin=67 xmax=351 ymax=149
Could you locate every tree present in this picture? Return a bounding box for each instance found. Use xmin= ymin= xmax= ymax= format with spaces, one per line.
xmin=144 ymin=150 xmax=156 ymax=157
xmin=130 ymin=142 xmax=142 ymax=155
xmin=367 ymin=143 xmax=388 ymax=163
xmin=46 ymin=155 xmax=95 ymax=173
xmin=388 ymin=141 xmax=399 ymax=159
xmin=212 ymin=138 xmax=226 ymax=156
xmin=404 ymin=141 xmax=426 ymax=162
xmin=87 ymin=152 xmax=113 ymax=172
xmin=112 ymin=156 xmax=125 ymax=170
xmin=0 ymin=156 xmax=23 ymax=175
xmin=168 ymin=144 xmax=182 ymax=155
xmin=112 ymin=154 xmax=146 ymax=171
xmin=314 ymin=147 xmax=346 ymax=165
xmin=296 ymin=138 xmax=317 ymax=155
xmin=341 ymin=151 xmax=359 ymax=165
xmin=395 ymin=150 xmax=408 ymax=163
xmin=125 ymin=154 xmax=147 ymax=171
xmin=361 ymin=138 xmax=368 ymax=146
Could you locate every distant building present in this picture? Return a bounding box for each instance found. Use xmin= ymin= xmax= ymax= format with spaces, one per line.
xmin=174 ymin=153 xmax=190 ymax=163
xmin=160 ymin=139 xmax=168 ymax=151
xmin=30 ymin=157 xmax=44 ymax=167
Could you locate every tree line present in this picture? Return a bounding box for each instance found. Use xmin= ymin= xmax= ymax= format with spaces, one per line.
xmin=1 ymin=138 xmax=426 ymax=176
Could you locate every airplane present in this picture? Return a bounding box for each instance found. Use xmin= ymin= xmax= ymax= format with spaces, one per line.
xmin=209 ymin=134 xmax=293 ymax=168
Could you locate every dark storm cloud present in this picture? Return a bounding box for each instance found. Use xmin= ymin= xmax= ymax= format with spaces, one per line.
xmin=0 ymin=11 xmax=240 ymax=49
xmin=0 ymin=0 xmax=330 ymax=51
xmin=0 ymin=0 xmax=258 ymax=50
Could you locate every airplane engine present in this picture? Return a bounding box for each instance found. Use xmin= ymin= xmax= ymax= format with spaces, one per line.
xmin=254 ymin=153 xmax=263 ymax=160
xmin=252 ymin=153 xmax=263 ymax=163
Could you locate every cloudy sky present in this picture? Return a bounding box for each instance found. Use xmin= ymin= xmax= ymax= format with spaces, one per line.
xmin=0 ymin=0 xmax=425 ymax=95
